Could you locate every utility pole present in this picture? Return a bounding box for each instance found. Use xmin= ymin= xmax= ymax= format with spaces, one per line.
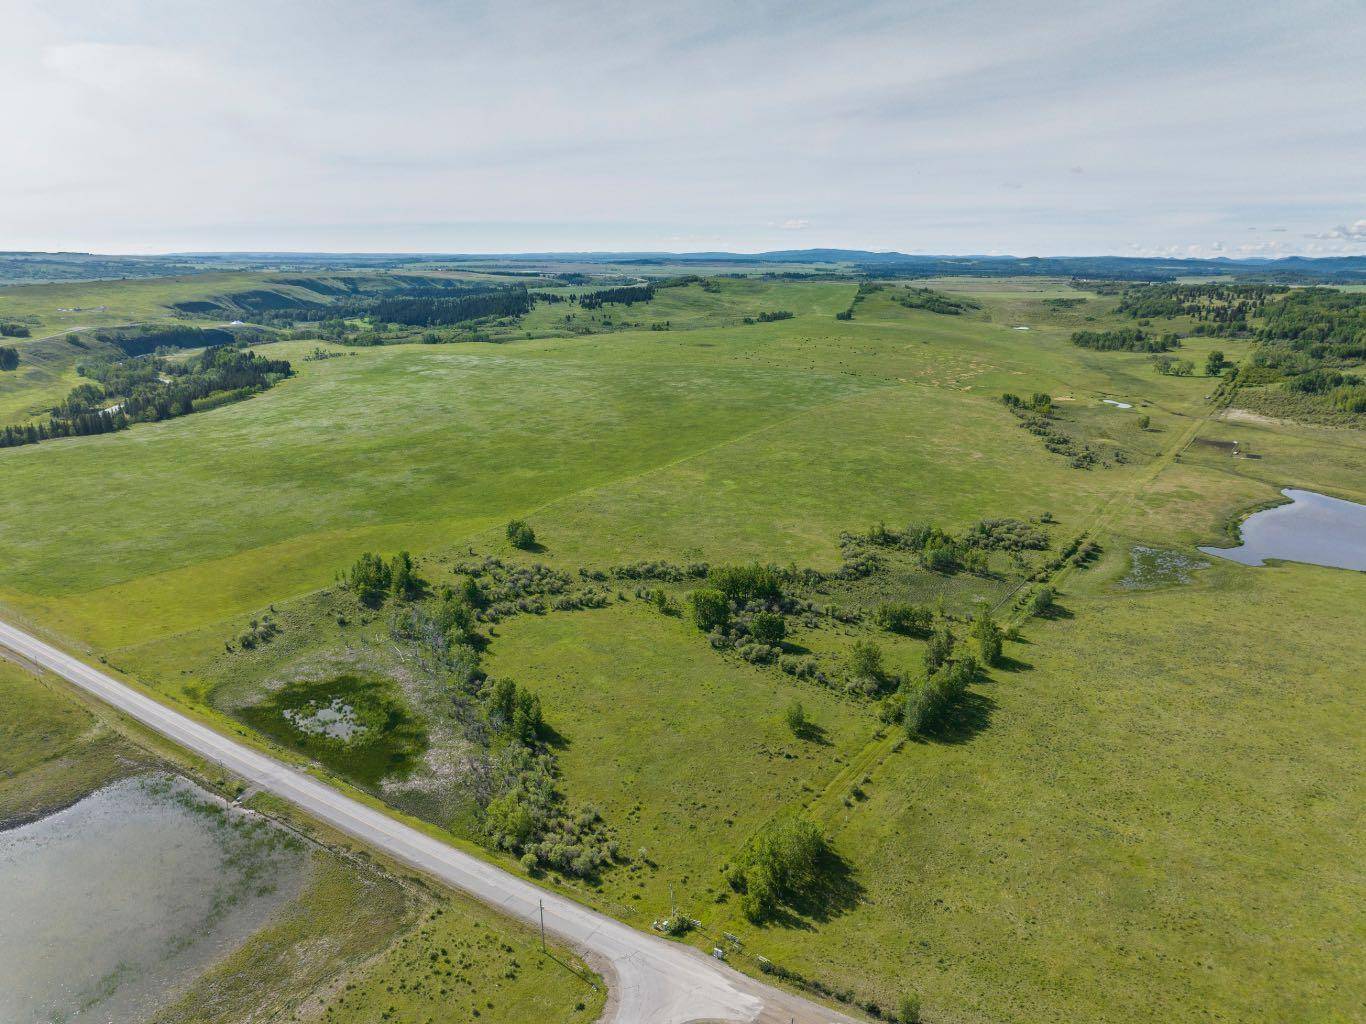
xmin=539 ymin=899 xmax=546 ymax=952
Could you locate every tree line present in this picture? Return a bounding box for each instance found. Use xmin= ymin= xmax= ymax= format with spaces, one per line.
xmin=1071 ymin=328 xmax=1180 ymax=353
xmin=371 ymin=287 xmax=534 ymax=326
xmin=0 ymin=346 xmax=292 ymax=449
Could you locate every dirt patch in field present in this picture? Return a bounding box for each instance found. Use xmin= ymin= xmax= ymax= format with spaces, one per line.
xmin=1221 ymin=407 xmax=1287 ymax=427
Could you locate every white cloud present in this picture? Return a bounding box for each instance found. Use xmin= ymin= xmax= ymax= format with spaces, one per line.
xmin=1309 ymin=219 xmax=1366 ymax=241
xmin=1 ymin=0 xmax=1363 ymax=254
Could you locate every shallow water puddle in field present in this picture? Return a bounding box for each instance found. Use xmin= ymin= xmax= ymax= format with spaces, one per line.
xmin=284 ymin=697 xmax=366 ymax=740
xmin=0 ymin=774 xmax=307 ymax=1024
xmin=1200 ymin=489 xmax=1366 ymax=570
xmin=1102 ymin=398 xmax=1132 ymax=409
xmin=1120 ymin=546 xmax=1210 ymax=589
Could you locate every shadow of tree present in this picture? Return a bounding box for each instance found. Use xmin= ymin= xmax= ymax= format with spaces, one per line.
xmin=539 ymin=721 xmax=572 ymax=751
xmin=921 ymin=689 xmax=996 ymax=745
xmin=769 ymin=847 xmax=866 ymax=928
xmin=792 ymin=721 xmax=832 ymax=746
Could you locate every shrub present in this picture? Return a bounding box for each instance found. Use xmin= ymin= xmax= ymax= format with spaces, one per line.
xmin=1025 ymin=584 xmax=1056 ymax=617
xmin=749 ymin=610 xmax=786 ymax=645
xmin=898 ymin=992 xmax=922 ymax=1024
xmin=923 ymin=624 xmax=954 ymax=674
xmin=922 ymin=544 xmax=957 ymax=573
xmin=734 ymin=814 xmax=830 ymax=922
xmin=390 ymin=550 xmax=421 ymax=600
xmin=690 ymin=588 xmax=730 ymax=631
xmin=848 ymin=639 xmax=884 ymax=682
xmin=784 ymin=700 xmax=806 ymax=736
xmin=0 ymin=346 xmax=18 ymax=371
xmin=874 ymin=602 xmax=932 ymax=635
xmin=347 ymin=552 xmax=392 ymax=607
xmin=708 ymin=563 xmax=782 ymax=603
xmin=741 ymin=871 xmax=776 ymax=923
xmin=505 ymin=519 xmax=537 ymax=549
xmin=969 ymin=612 xmax=1003 ymax=666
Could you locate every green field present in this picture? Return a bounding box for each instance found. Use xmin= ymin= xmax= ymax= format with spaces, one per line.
xmin=1 ymin=271 xmax=1361 ymax=1023
xmin=0 ymin=657 xmax=604 ymax=1024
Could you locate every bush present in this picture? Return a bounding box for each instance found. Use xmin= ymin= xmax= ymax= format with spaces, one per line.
xmin=898 ymin=992 xmax=922 ymax=1024
xmin=969 ymin=612 xmax=1003 ymax=666
xmin=749 ymin=610 xmax=786 ymax=645
xmin=708 ymin=563 xmax=782 ymax=603
xmin=390 ymin=550 xmax=421 ymax=600
xmin=922 ymin=544 xmax=958 ymax=573
xmin=923 ymin=624 xmax=954 ymax=674
xmin=784 ymin=700 xmax=806 ymax=736
xmin=689 ymin=588 xmax=730 ymax=631
xmin=1025 ymin=584 xmax=1056 ymax=617
xmin=0 ymin=346 xmax=18 ymax=371
xmin=505 ymin=519 xmax=537 ymax=549
xmin=347 ymin=552 xmax=392 ymax=607
xmin=848 ymin=639 xmax=883 ymax=681
xmin=874 ymin=602 xmax=932 ymax=635
xmin=734 ymin=815 xmax=830 ymax=922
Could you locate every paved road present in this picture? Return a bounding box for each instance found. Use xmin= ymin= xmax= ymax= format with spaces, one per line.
xmin=0 ymin=619 xmax=858 ymax=1024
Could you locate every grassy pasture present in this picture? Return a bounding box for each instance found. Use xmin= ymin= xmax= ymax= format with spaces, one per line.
xmin=2 ymin=272 xmax=1363 ymax=1024
xmin=733 ymin=559 xmax=1366 ymax=1024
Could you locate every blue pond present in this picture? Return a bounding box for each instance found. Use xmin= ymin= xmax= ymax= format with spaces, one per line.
xmin=1200 ymin=489 xmax=1366 ymax=571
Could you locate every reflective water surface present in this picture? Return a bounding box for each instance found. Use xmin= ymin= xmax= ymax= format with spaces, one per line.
xmin=0 ymin=774 xmax=307 ymax=1024
xmin=1200 ymin=489 xmax=1366 ymax=570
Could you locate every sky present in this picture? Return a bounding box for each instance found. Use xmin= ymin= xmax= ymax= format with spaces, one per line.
xmin=3 ymin=0 xmax=1364 ymax=257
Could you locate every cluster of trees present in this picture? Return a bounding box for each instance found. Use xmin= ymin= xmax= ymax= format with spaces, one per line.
xmin=727 ymin=814 xmax=831 ymax=922
xmin=505 ymin=519 xmax=537 ymax=549
xmin=1151 ymin=354 xmax=1196 ymax=376
xmin=95 ymin=324 xmax=239 ymax=357
xmin=345 ymin=550 xmax=423 ymax=607
xmin=856 ymin=520 xmax=997 ymax=574
xmin=1242 ymin=289 xmax=1366 ymax=416
xmin=1000 ymin=391 xmax=1107 ymax=469
xmin=578 ymin=285 xmax=654 ymax=309
xmin=903 ymin=656 xmax=977 ymax=737
xmin=895 ymin=287 xmax=981 ymax=315
xmin=1 ymin=346 xmax=292 ymax=450
xmin=0 ymin=322 xmax=31 ymax=337
xmin=689 ymin=562 xmax=786 ymax=631
xmin=962 ymin=517 xmax=1050 ymax=551
xmin=1116 ymin=282 xmax=1274 ymax=329
xmin=486 ymin=678 xmax=544 ymax=746
xmin=1000 ymin=391 xmax=1053 ymax=415
xmin=0 ymin=346 xmax=19 ymax=371
xmin=1071 ymin=328 xmax=1181 ymax=353
xmin=0 ymin=407 xmax=123 ymax=447
xmin=874 ymin=602 xmax=933 ymax=635
xmin=742 ymin=310 xmax=794 ymax=324
xmin=372 ymin=287 xmax=533 ymax=326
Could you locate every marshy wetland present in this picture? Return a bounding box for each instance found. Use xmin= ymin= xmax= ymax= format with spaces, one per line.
xmin=0 ymin=773 xmax=307 ymax=1024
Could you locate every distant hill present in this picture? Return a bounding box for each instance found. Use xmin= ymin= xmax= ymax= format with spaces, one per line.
xmin=4 ymin=248 xmax=1366 ymax=285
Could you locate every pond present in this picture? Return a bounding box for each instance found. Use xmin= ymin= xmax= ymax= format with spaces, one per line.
xmin=0 ymin=774 xmax=308 ymax=1024
xmin=1200 ymin=489 xmax=1366 ymax=570
xmin=1102 ymin=398 xmax=1132 ymax=409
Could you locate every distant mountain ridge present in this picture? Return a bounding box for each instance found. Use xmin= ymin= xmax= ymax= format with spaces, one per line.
xmin=3 ymin=248 xmax=1365 ymax=284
